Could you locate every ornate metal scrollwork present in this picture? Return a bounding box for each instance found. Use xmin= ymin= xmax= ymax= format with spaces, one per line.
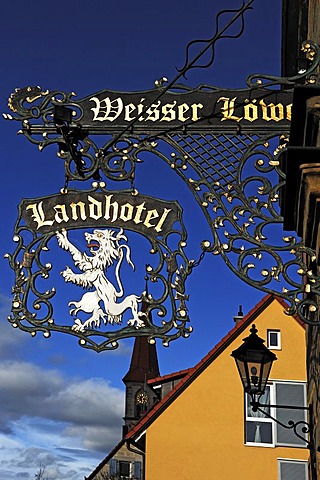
xmin=156 ymin=131 xmax=320 ymax=323
xmin=177 ymin=0 xmax=254 ymax=75
xmin=246 ymin=40 xmax=320 ymax=88
xmin=3 ymin=3 xmax=320 ymax=346
xmin=5 ymin=184 xmax=194 ymax=351
xmin=253 ymin=403 xmax=313 ymax=451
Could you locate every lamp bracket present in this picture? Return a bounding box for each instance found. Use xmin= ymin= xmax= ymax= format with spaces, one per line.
xmin=251 ymin=400 xmax=314 ymax=452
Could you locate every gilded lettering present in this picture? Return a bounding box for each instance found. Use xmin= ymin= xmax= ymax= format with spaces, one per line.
xmin=124 ymin=103 xmax=136 ymax=121
xmin=260 ymin=100 xmax=272 ymax=121
xmin=244 ymin=99 xmax=258 ymax=122
xmin=286 ymin=104 xmax=292 ymax=121
xmin=104 ymin=195 xmax=119 ymax=222
xmin=144 ymin=209 xmax=159 ymax=228
xmin=120 ymin=203 xmax=134 ymax=222
xmin=88 ymin=195 xmax=102 ymax=220
xmin=155 ymin=208 xmax=172 ymax=233
xmin=191 ymin=103 xmax=204 ymax=122
xmin=272 ymin=103 xmax=284 ymax=122
xmin=178 ymin=103 xmax=190 ymax=122
xmin=137 ymin=98 xmax=145 ymax=121
xmin=134 ymin=202 xmax=146 ymax=224
xmin=70 ymin=201 xmax=87 ymax=221
xmin=260 ymin=100 xmax=284 ymax=122
xmin=24 ymin=194 xmax=175 ymax=236
xmin=54 ymin=204 xmax=69 ymax=224
xmin=89 ymin=94 xmax=292 ymax=126
xmin=161 ymin=102 xmax=177 ymax=122
xmin=26 ymin=202 xmax=54 ymax=229
xmin=218 ymin=97 xmax=243 ymax=122
xmin=90 ymin=96 xmax=123 ymax=122
xmin=145 ymin=102 xmax=160 ymax=122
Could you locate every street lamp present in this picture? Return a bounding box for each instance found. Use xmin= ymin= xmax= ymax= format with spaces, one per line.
xmin=231 ymin=324 xmax=277 ymax=404
xmin=231 ymin=324 xmax=316 ymax=477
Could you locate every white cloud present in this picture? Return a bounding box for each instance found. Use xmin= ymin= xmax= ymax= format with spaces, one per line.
xmin=47 ymin=378 xmax=124 ymax=427
xmin=0 ymin=444 xmax=85 ymax=480
xmin=0 ymin=361 xmax=123 ymax=423
xmin=0 ymin=360 xmax=124 ymax=479
xmin=0 ymin=275 xmax=132 ymax=479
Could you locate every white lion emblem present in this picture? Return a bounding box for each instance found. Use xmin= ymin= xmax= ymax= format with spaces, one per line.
xmin=56 ymin=228 xmax=146 ymax=332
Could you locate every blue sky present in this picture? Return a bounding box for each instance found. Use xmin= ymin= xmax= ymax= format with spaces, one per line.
xmin=0 ymin=1 xmax=283 ymax=478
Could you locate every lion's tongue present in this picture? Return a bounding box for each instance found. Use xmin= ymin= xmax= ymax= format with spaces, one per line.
xmin=87 ymin=243 xmax=99 ymax=250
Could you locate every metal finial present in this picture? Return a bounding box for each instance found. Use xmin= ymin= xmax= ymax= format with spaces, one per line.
xmin=250 ymin=324 xmax=258 ymax=335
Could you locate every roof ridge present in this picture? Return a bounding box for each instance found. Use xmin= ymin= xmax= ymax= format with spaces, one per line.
xmin=147 ymin=368 xmax=192 ymax=385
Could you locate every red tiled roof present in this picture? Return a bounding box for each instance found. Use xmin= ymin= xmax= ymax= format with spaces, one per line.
xmin=125 ymin=294 xmax=305 ymax=441
xmin=147 ymin=368 xmax=191 ymax=386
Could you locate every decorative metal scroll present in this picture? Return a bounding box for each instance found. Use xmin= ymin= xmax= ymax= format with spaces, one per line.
xmin=252 ymin=403 xmax=312 ymax=450
xmin=4 ymin=8 xmax=320 ymax=348
xmin=6 ymin=187 xmax=193 ymax=350
xmin=162 ymin=130 xmax=320 ymax=322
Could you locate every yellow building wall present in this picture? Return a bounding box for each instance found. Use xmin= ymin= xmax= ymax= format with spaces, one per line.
xmin=145 ymin=298 xmax=309 ymax=480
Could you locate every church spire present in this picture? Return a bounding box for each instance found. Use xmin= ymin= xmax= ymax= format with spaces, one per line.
xmin=122 ymin=306 xmax=160 ymax=433
xmin=123 ymin=302 xmax=160 ymax=382
xmin=122 ymin=335 xmax=160 ymax=383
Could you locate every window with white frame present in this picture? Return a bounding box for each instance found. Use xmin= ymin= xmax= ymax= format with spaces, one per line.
xmin=278 ymin=459 xmax=308 ymax=480
xmin=267 ymin=330 xmax=281 ymax=350
xmin=245 ymin=381 xmax=307 ymax=447
xmin=246 ymin=385 xmax=273 ymax=445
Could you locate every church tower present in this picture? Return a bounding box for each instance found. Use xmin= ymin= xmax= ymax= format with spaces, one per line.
xmin=122 ymin=334 xmax=160 ymax=435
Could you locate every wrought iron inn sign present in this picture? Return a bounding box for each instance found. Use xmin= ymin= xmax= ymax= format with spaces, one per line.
xmin=4 ymin=1 xmax=320 ymax=351
xmin=9 ymin=187 xmax=189 ymax=350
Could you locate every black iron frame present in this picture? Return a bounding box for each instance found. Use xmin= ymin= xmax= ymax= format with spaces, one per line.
xmin=4 ymin=0 xmax=320 ymax=351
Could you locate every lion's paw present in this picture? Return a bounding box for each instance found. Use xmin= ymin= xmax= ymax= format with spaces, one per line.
xmin=127 ymin=318 xmax=145 ymax=329
xmin=71 ymin=319 xmax=85 ymax=333
xmin=82 ymin=318 xmax=100 ymax=329
xmin=61 ymin=266 xmax=73 ymax=281
xmin=56 ymin=229 xmax=68 ymax=249
xmin=135 ymin=319 xmax=145 ymax=329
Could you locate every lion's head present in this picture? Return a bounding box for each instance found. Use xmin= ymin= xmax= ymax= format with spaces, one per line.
xmin=84 ymin=228 xmax=130 ymax=269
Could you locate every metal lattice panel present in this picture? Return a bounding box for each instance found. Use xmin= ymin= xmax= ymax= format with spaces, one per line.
xmin=171 ymin=133 xmax=259 ymax=189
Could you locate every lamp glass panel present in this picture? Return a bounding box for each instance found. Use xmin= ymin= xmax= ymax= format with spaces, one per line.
xmin=235 ymin=357 xmax=250 ymax=389
xmin=260 ymin=359 xmax=273 ymax=391
xmin=247 ymin=360 xmax=264 ymax=394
